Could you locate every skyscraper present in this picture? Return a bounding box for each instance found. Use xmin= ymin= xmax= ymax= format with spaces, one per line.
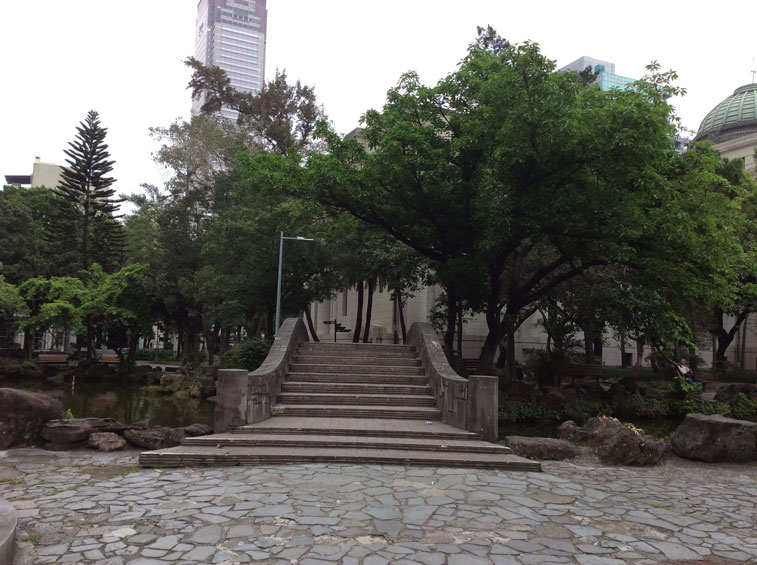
xmin=560 ymin=56 xmax=634 ymax=91
xmin=192 ymin=0 xmax=267 ymax=120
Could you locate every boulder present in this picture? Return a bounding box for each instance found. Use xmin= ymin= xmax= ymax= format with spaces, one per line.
xmin=596 ymin=427 xmax=669 ymax=466
xmin=41 ymin=418 xmax=125 ymax=450
xmin=558 ymin=416 xmax=627 ymax=446
xmin=0 ymin=388 xmax=66 ymax=449
xmin=88 ymin=432 xmax=126 ymax=451
xmin=672 ymin=413 xmax=757 ymax=462
xmin=159 ymin=373 xmax=184 ymax=392
xmin=181 ymin=423 xmax=213 ymax=437
xmin=124 ymin=427 xmax=186 ymax=450
xmin=714 ymin=383 xmax=757 ymax=404
xmin=559 ymin=416 xmax=669 ymax=466
xmin=505 ymin=436 xmax=580 ymax=460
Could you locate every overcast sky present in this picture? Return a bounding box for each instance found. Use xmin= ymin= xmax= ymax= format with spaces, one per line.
xmin=2 ymin=0 xmax=755 ymax=201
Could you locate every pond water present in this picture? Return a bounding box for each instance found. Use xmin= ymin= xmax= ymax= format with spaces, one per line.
xmin=3 ymin=376 xmax=215 ymax=428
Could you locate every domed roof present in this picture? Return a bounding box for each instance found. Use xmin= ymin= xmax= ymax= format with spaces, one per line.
xmin=695 ymin=83 xmax=757 ymax=143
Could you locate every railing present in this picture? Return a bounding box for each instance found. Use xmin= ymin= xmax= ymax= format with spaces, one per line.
xmin=407 ymin=322 xmax=498 ymax=442
xmin=215 ymin=317 xmax=309 ymax=433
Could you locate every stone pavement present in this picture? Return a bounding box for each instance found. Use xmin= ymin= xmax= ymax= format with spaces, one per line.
xmin=0 ymin=448 xmax=756 ymax=564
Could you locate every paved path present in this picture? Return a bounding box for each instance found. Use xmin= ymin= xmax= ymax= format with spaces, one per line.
xmin=1 ymin=449 xmax=756 ymax=564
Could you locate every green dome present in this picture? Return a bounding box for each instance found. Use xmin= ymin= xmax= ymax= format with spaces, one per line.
xmin=695 ymin=83 xmax=757 ymax=143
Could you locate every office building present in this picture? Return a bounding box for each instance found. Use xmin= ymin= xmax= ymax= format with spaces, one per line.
xmin=560 ymin=56 xmax=635 ymax=91
xmin=4 ymin=157 xmax=63 ymax=188
xmin=192 ymin=0 xmax=267 ymax=120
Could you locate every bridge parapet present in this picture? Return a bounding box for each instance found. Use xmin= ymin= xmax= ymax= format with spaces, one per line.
xmin=407 ymin=322 xmax=498 ymax=442
xmin=215 ymin=317 xmax=309 ymax=433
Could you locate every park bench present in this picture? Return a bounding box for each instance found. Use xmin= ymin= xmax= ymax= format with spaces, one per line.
xmin=461 ymin=358 xmax=479 ymax=374
xmin=100 ymin=353 xmax=120 ymax=364
xmin=565 ymin=363 xmax=603 ymax=385
xmin=38 ymin=353 xmax=69 ymax=367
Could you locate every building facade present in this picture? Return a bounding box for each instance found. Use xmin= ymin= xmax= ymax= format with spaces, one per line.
xmin=4 ymin=157 xmax=63 ymax=188
xmin=694 ymin=83 xmax=757 ymax=175
xmin=192 ymin=0 xmax=267 ymax=120
xmin=559 ymin=56 xmax=635 ymax=91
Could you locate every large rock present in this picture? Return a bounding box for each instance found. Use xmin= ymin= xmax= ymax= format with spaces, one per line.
xmin=181 ymin=423 xmax=213 ymax=437
xmin=559 ymin=416 xmax=669 ymax=466
xmin=88 ymin=432 xmax=126 ymax=451
xmin=714 ymin=383 xmax=757 ymax=404
xmin=0 ymin=388 xmax=66 ymax=449
xmin=505 ymin=436 xmax=580 ymax=460
xmin=160 ymin=373 xmax=184 ymax=392
xmin=596 ymin=427 xmax=669 ymax=466
xmin=41 ymin=418 xmax=125 ymax=450
xmin=672 ymin=413 xmax=757 ymax=462
xmin=124 ymin=427 xmax=186 ymax=450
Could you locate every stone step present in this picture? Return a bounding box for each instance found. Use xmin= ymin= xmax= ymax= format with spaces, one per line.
xmin=299 ymin=343 xmax=415 ymax=353
xmin=287 ymin=372 xmax=428 ymax=385
xmin=293 ymin=355 xmax=422 ymax=367
xmin=233 ymin=417 xmax=481 ymax=441
xmin=298 ymin=347 xmax=418 ymax=359
xmin=272 ymin=404 xmax=441 ymax=420
xmin=290 ymin=363 xmax=424 ymax=375
xmin=139 ymin=445 xmax=541 ymax=471
xmin=282 ymin=382 xmax=432 ymax=395
xmin=277 ymin=392 xmax=437 ymax=407
xmin=184 ymin=433 xmax=511 ymax=454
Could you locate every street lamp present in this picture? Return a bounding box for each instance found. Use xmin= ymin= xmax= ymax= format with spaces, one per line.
xmin=275 ymin=231 xmax=314 ymax=336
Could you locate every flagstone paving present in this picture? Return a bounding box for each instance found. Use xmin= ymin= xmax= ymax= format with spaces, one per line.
xmin=1 ymin=448 xmax=756 ymax=564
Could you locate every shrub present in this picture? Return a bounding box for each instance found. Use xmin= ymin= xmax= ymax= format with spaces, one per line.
xmin=134 ymin=348 xmax=178 ymax=362
xmin=222 ymin=339 xmax=271 ymax=371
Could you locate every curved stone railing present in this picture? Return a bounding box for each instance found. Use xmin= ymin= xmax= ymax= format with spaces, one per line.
xmin=215 ymin=317 xmax=309 ymax=433
xmin=407 ymin=322 xmax=498 ymax=442
xmin=0 ymin=498 xmax=16 ymax=565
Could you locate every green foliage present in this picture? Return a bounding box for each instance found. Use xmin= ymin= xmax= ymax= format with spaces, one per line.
xmin=222 ymin=338 xmax=271 ymax=371
xmin=134 ymin=348 xmax=177 ymax=362
xmin=66 ymin=408 xmax=74 ymax=419
xmin=51 ymin=110 xmax=124 ymax=273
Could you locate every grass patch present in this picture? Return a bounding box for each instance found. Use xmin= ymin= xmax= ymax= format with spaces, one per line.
xmin=22 ymin=534 xmax=40 ymax=544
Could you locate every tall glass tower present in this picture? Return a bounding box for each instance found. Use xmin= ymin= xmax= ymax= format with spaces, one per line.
xmin=192 ymin=0 xmax=267 ymax=120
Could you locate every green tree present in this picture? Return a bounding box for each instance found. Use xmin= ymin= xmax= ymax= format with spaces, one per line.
xmin=308 ymin=29 xmax=741 ymax=379
xmin=52 ymin=110 xmax=123 ymax=273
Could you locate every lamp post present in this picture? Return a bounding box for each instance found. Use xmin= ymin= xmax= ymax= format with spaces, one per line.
xmin=275 ymin=231 xmax=314 ymax=336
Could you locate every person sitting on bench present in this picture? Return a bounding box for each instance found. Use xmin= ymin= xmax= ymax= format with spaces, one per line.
xmin=676 ymin=359 xmax=701 ymax=384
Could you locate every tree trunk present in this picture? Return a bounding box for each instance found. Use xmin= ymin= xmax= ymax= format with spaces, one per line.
xmin=219 ymin=328 xmax=229 ymax=356
xmin=362 ymin=279 xmax=375 ymax=343
xmin=353 ymin=281 xmax=364 ymax=343
xmin=396 ymin=290 xmax=407 ymax=344
xmin=456 ymin=302 xmax=463 ymax=360
xmin=740 ymin=313 xmax=749 ymax=368
xmin=304 ymin=307 xmax=320 ymax=342
xmin=584 ymin=330 xmax=593 ymax=363
xmin=713 ymin=307 xmax=749 ymax=370
xmin=23 ymin=328 xmax=34 ymax=361
xmin=476 ymin=300 xmax=502 ymax=376
xmin=505 ymin=331 xmax=517 ymax=382
xmin=443 ymin=285 xmax=457 ymax=364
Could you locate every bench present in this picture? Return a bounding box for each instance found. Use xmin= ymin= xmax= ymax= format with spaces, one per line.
xmin=565 ymin=363 xmax=603 ymax=385
xmin=38 ymin=353 xmax=69 ymax=367
xmin=100 ymin=353 xmax=120 ymax=364
xmin=461 ymin=358 xmax=479 ymax=374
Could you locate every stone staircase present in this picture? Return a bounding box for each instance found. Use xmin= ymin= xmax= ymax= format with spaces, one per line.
xmin=140 ymin=342 xmax=540 ymax=471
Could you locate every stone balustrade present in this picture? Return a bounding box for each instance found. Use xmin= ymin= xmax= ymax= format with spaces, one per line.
xmin=214 ymin=318 xmax=309 ymax=433
xmin=407 ymin=322 xmax=498 ymax=442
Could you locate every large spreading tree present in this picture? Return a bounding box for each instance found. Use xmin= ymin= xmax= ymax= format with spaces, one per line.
xmin=307 ymin=29 xmax=744 ymax=377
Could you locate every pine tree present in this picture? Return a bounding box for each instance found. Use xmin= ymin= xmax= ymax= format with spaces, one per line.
xmin=52 ymin=110 xmax=124 ymax=272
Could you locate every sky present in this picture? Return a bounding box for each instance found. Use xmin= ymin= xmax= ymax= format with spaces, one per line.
xmin=2 ymin=0 xmax=756 ymax=202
